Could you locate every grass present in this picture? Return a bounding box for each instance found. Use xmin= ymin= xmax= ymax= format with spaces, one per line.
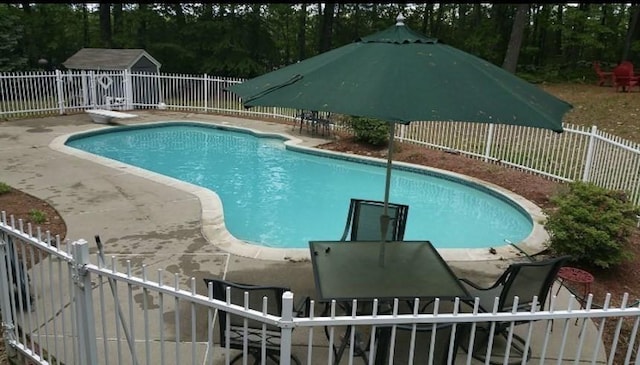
xmin=541 ymin=83 xmax=640 ymax=143
xmin=28 ymin=209 xmax=47 ymax=224
xmin=0 ymin=183 xmax=10 ymax=195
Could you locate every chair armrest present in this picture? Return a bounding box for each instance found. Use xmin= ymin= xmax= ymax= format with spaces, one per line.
xmin=459 ymin=277 xmax=505 ymax=291
xmin=459 ymin=278 xmax=488 ymax=290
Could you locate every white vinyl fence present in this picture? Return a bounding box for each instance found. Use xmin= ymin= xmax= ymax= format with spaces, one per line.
xmin=2 ymin=213 xmax=640 ymax=365
xmin=1 ymin=70 xmax=640 ymax=205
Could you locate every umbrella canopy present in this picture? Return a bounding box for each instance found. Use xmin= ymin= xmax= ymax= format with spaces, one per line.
xmin=227 ymin=15 xmax=572 ymax=249
xmin=228 ymin=16 xmax=571 ymax=131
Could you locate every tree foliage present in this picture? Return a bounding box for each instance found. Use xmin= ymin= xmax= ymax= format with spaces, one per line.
xmin=3 ymin=3 xmax=639 ymax=81
xmin=0 ymin=6 xmax=27 ymax=71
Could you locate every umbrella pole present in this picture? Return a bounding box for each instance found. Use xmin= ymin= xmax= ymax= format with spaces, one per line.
xmin=379 ymin=123 xmax=396 ymax=266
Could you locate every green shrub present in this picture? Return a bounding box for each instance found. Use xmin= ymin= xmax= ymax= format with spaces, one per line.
xmin=347 ymin=116 xmax=390 ymax=146
xmin=544 ymin=181 xmax=639 ymax=269
xmin=28 ymin=209 xmax=47 ymax=224
xmin=0 ymin=182 xmax=10 ymax=194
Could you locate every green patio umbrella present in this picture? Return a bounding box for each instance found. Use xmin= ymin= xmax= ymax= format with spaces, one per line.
xmin=228 ymin=14 xmax=572 ymax=248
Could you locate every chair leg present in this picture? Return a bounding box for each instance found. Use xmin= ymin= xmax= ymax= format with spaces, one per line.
xmin=266 ymin=352 xmax=280 ymax=364
xmin=229 ymin=351 xmax=245 ymax=365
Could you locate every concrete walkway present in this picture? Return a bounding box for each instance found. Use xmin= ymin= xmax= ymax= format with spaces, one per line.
xmin=0 ymin=111 xmax=605 ymax=364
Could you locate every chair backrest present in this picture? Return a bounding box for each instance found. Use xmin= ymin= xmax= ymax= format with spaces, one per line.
xmin=593 ymin=61 xmax=604 ymax=74
xmin=614 ymin=62 xmax=634 ymax=85
xmin=340 ymin=198 xmax=409 ymax=241
xmin=496 ymin=255 xmax=570 ymax=312
xmin=203 ymin=278 xmax=287 ymax=350
xmin=621 ymin=61 xmax=634 ymax=72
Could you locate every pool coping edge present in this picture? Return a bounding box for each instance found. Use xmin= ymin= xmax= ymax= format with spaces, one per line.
xmin=49 ymin=119 xmax=549 ymax=262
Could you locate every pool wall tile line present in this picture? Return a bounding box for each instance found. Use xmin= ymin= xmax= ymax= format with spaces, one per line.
xmin=50 ymin=118 xmax=548 ymax=262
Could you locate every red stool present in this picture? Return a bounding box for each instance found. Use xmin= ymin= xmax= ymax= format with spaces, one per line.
xmin=555 ymin=267 xmax=594 ymax=308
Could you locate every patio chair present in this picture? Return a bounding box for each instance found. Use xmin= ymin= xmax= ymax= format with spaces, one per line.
xmin=593 ymin=61 xmax=613 ymax=86
xmin=370 ymin=299 xmax=464 ymax=365
xmin=340 ymin=198 xmax=409 ymax=241
xmin=203 ymin=278 xmax=309 ymax=365
xmin=613 ymin=61 xmax=640 ymax=92
xmin=372 ymin=322 xmax=462 ymax=365
xmin=458 ymin=255 xmax=571 ymax=365
xmin=3 ymin=235 xmax=33 ymax=310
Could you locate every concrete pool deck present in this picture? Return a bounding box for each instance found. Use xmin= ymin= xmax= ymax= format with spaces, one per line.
xmin=1 ymin=109 xmax=551 ymax=281
xmin=0 ymin=111 xmax=606 ymax=364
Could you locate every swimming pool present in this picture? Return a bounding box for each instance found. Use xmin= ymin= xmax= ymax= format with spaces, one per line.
xmin=65 ymin=121 xmax=534 ymax=250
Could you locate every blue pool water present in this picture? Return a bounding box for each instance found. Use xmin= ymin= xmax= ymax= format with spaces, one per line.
xmin=66 ymin=122 xmax=533 ymax=249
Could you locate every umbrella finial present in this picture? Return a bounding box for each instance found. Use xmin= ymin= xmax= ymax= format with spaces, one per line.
xmin=396 ymin=13 xmax=405 ymax=26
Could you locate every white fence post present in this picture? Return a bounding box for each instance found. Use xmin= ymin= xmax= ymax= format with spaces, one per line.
xmin=0 ymin=232 xmax=18 ymax=361
xmin=483 ymin=123 xmax=495 ymax=162
xmin=204 ymin=74 xmax=209 ymax=113
xmin=124 ymin=69 xmax=134 ymax=110
xmin=398 ymin=123 xmax=405 ymax=141
xmin=582 ymin=125 xmax=598 ymax=182
xmin=72 ymin=239 xmax=99 ymax=364
xmin=89 ymin=71 xmax=97 ymax=109
xmin=56 ymin=69 xmax=65 ymax=115
xmin=279 ymin=291 xmax=295 ymax=365
xmin=81 ymin=70 xmax=89 ymax=107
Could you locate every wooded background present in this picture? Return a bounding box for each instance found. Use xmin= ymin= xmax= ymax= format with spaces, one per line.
xmin=2 ymin=3 xmax=640 ymax=82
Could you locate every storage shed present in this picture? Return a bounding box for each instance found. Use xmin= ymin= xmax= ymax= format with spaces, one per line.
xmin=62 ymin=48 xmax=162 ymax=108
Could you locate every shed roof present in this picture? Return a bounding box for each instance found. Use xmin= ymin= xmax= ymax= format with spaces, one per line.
xmin=62 ymin=48 xmax=162 ymax=71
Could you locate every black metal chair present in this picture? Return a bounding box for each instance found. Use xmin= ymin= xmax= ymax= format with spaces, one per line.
xmin=203 ymin=278 xmax=309 ymax=365
xmin=340 ymin=198 xmax=409 ymax=242
xmin=458 ymin=255 xmax=571 ymax=365
xmin=2 ymin=234 xmax=33 ymax=310
xmin=372 ymin=322 xmax=462 ymax=365
xmin=368 ymin=298 xmax=464 ymax=365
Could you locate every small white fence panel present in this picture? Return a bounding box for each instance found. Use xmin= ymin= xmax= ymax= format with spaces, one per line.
xmin=2 ymin=214 xmax=640 ymax=364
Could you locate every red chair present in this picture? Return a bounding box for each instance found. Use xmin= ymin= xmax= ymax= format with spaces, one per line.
xmin=613 ymin=61 xmax=640 ymax=92
xmin=593 ymin=61 xmax=613 ymax=86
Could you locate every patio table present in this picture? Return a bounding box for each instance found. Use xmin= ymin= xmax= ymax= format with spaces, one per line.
xmin=309 ymin=240 xmax=471 ymax=364
xmin=309 ymin=240 xmax=469 ymax=301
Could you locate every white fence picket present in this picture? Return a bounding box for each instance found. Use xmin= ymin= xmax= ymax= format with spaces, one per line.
xmin=1 ymin=214 xmax=640 ymax=364
xmin=1 ymin=70 xmax=640 ymax=205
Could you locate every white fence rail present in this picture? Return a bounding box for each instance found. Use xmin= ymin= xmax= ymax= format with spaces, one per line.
xmin=2 ymin=214 xmax=640 ymax=364
xmin=2 ymin=70 xmax=640 ymax=205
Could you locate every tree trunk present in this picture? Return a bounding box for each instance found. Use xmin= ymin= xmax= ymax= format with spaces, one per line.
xmin=472 ymin=4 xmax=483 ymax=28
xmin=99 ymin=3 xmax=112 ymax=48
xmin=319 ymin=3 xmax=335 ymax=52
xmin=555 ymin=4 xmax=563 ymax=57
xmin=202 ymin=4 xmax=213 ymax=19
xmin=622 ymin=5 xmax=640 ymax=62
xmin=297 ymin=3 xmax=307 ymax=61
xmin=353 ymin=3 xmax=361 ymax=40
xmin=421 ymin=3 xmax=432 ymax=35
xmin=82 ymin=3 xmax=90 ymax=46
xmin=137 ymin=3 xmax=148 ymax=49
xmin=502 ymin=4 xmax=529 ymax=73
xmin=20 ymin=2 xmax=34 ymax=67
xmin=174 ymin=4 xmax=185 ymax=27
xmin=533 ymin=5 xmax=550 ymax=66
xmin=112 ymin=3 xmax=123 ymax=47
xmin=432 ymin=3 xmax=445 ymax=37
